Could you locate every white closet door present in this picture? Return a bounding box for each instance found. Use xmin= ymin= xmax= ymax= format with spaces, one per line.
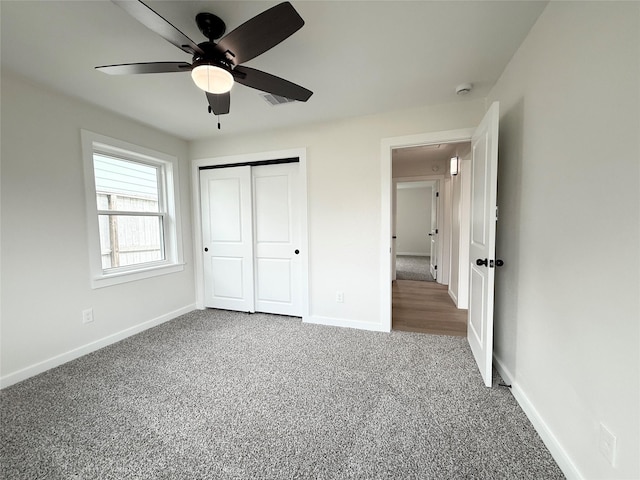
xmin=200 ymin=166 xmax=254 ymax=312
xmin=252 ymin=163 xmax=302 ymax=316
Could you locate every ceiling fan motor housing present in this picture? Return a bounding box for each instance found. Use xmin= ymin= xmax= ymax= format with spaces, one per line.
xmin=192 ymin=42 xmax=234 ymax=73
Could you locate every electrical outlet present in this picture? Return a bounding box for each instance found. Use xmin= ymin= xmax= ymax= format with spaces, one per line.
xmin=599 ymin=423 xmax=617 ymax=466
xmin=336 ymin=291 xmax=344 ymax=303
xmin=82 ymin=308 xmax=94 ymax=324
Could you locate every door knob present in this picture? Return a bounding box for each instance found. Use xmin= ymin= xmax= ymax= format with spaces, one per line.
xmin=495 ymin=259 xmax=504 ymax=267
xmin=204 ymin=247 xmax=208 ymax=252
xmin=294 ymin=249 xmax=300 ymax=255
xmin=476 ymin=258 xmax=488 ymax=266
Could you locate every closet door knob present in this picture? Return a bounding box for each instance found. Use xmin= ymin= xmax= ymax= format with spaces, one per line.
xmin=476 ymin=258 xmax=488 ymax=266
xmin=204 ymin=247 xmax=208 ymax=252
xmin=294 ymin=249 xmax=300 ymax=255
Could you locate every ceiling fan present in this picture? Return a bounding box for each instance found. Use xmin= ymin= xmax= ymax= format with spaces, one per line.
xmin=96 ymin=0 xmax=313 ymax=122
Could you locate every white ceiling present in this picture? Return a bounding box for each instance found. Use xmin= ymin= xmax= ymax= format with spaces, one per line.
xmin=393 ymin=141 xmax=468 ymax=175
xmin=0 ymin=1 xmax=547 ymax=141
xmin=393 ymin=143 xmax=459 ymax=163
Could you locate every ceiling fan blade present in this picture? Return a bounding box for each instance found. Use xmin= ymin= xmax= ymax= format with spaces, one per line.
xmin=217 ymin=2 xmax=304 ymax=65
xmin=113 ymin=0 xmax=204 ymax=56
xmin=206 ymin=92 xmax=230 ymax=115
xmin=96 ymin=62 xmax=192 ymax=75
xmin=234 ymin=66 xmax=312 ymax=102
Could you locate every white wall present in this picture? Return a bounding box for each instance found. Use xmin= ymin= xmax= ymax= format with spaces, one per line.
xmin=0 ymin=72 xmax=196 ymax=386
xmin=396 ymin=185 xmax=431 ymax=255
xmin=448 ymin=144 xmax=471 ymax=308
xmin=487 ymin=2 xmax=639 ymax=479
xmin=190 ymin=100 xmax=485 ymax=330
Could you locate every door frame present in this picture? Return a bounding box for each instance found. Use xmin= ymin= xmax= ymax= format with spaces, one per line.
xmin=393 ymin=177 xmax=441 ymax=281
xmin=380 ymin=129 xmax=474 ymax=331
xmin=192 ymin=148 xmax=310 ymax=318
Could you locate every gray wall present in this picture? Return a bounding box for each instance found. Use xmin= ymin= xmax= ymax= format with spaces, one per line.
xmin=488 ymin=2 xmax=639 ymax=478
xmin=396 ymin=185 xmax=431 ymax=255
xmin=190 ymin=100 xmax=485 ymax=329
xmin=1 ymin=72 xmax=196 ymax=383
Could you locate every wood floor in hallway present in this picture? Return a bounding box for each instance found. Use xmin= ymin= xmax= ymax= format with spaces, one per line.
xmin=392 ymin=280 xmax=468 ymax=336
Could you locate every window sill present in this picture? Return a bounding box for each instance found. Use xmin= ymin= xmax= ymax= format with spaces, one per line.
xmin=91 ymin=262 xmax=185 ymax=289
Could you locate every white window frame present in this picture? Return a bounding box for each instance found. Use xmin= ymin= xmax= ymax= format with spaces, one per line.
xmin=81 ymin=130 xmax=184 ymax=289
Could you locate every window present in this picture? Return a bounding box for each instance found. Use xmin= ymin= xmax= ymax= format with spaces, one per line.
xmin=94 ymin=155 xmax=164 ymax=270
xmin=82 ymin=131 xmax=184 ymax=288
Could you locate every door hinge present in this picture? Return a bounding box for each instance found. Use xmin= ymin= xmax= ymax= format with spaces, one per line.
xmin=436 ymin=192 xmax=439 ymax=197
xmin=434 ymin=265 xmax=438 ymax=270
xmin=435 ymin=229 xmax=438 ymax=234
xmin=495 ymin=206 xmax=499 ymax=221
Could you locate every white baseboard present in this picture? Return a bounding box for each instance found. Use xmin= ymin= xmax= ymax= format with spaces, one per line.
xmin=396 ymin=252 xmax=430 ymax=257
xmin=493 ymin=354 xmax=584 ymax=480
xmin=448 ymin=288 xmax=459 ymax=306
xmin=0 ymin=304 xmax=196 ymax=389
xmin=303 ymin=315 xmax=389 ymax=332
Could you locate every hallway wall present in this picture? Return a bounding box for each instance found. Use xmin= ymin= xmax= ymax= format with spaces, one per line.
xmin=396 ymin=184 xmax=431 ymax=255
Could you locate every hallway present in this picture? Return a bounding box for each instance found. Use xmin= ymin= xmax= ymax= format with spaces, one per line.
xmin=392 ymin=280 xmax=467 ymax=336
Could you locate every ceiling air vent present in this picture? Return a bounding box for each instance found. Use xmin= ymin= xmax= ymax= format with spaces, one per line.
xmin=260 ymin=93 xmax=297 ymax=106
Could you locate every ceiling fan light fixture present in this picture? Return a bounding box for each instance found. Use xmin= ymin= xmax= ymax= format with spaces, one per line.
xmin=191 ymin=64 xmax=234 ymax=94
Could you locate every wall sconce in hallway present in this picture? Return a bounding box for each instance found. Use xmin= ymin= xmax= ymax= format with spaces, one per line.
xmin=450 ymin=156 xmax=459 ymax=176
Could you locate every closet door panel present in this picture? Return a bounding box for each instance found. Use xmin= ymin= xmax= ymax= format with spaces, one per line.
xmin=200 ymin=166 xmax=254 ymax=312
xmin=253 ymin=163 xmax=302 ymax=316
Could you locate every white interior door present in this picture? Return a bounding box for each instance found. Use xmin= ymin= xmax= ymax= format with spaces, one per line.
xmin=252 ymin=163 xmax=302 ymax=316
xmin=200 ymin=166 xmax=254 ymax=312
xmin=429 ymin=185 xmax=439 ymax=280
xmin=468 ymin=101 xmax=500 ymax=387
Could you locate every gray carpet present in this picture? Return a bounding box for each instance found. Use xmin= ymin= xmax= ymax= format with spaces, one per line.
xmin=1 ymin=309 xmax=564 ymax=479
xmin=396 ymin=255 xmax=434 ymax=281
